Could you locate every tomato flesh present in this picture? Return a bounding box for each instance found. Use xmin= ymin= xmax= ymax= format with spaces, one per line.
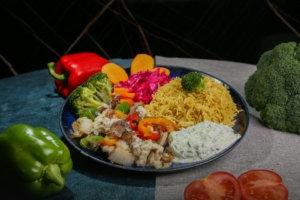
xmin=184 ymin=171 xmax=241 ymax=200
xmin=238 ymin=169 xmax=288 ymax=200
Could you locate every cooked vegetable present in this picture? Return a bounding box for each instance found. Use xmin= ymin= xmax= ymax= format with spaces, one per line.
xmin=139 ymin=132 xmax=161 ymax=140
xmin=114 ymin=110 xmax=128 ymax=119
xmin=120 ymin=98 xmax=134 ymax=106
xmin=184 ymin=171 xmax=242 ymax=200
xmin=244 ymin=42 xmax=300 ymax=133
xmin=115 ymin=102 xmax=131 ymax=113
xmin=101 ymin=136 xmax=119 ymax=146
xmin=156 ymin=132 xmax=169 ymax=146
xmin=83 ymin=72 xmax=112 ymax=103
xmin=47 ymin=52 xmax=108 ymax=98
xmin=80 ymin=135 xmax=104 ymax=151
xmin=69 ymin=86 xmax=103 ymax=117
xmin=138 ymin=117 xmax=178 ymax=137
xmin=0 ymin=124 xmax=73 ymax=199
xmin=69 ymin=72 xmax=112 ymax=117
xmin=181 ymin=72 xmax=205 ymax=92
xmin=114 ymin=87 xmax=130 ymax=93
xmin=238 ymin=169 xmax=288 ymax=200
xmin=130 ymin=53 xmax=154 ymax=75
xmin=79 ymin=107 xmax=99 ymax=120
xmin=113 ymin=88 xmax=135 ymax=106
xmin=108 ymin=146 xmax=135 ymax=166
xmin=112 ymin=92 xmax=135 ymax=99
xmin=126 ymin=113 xmax=139 ymax=130
xmin=72 ymin=117 xmax=93 ymax=138
xmin=101 ymin=62 xmax=129 ymax=84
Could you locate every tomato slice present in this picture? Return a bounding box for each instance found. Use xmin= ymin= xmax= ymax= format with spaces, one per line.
xmin=238 ymin=169 xmax=288 ymax=200
xmin=184 ymin=171 xmax=241 ymax=200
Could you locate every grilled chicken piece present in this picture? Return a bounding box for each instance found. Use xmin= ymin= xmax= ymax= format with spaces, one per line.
xmin=108 ymin=119 xmax=132 ymax=137
xmin=121 ymin=131 xmax=135 ymax=145
xmin=109 ymin=93 xmax=120 ymax=109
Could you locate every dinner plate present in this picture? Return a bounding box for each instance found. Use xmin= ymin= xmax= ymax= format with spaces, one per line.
xmin=60 ymin=65 xmax=249 ymax=173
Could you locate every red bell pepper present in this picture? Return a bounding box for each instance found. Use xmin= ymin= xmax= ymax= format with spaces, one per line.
xmin=47 ymin=52 xmax=109 ymax=98
xmin=138 ymin=117 xmax=178 ymax=137
xmin=126 ymin=113 xmax=139 ymax=130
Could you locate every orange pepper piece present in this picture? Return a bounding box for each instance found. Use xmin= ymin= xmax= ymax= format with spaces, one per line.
xmin=101 ymin=136 xmax=119 ymax=146
xmin=138 ymin=117 xmax=178 ymax=137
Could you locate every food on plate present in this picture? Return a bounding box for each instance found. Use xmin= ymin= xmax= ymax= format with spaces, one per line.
xmin=70 ymin=74 xmax=241 ymax=168
xmin=47 ymin=52 xmax=109 ymax=98
xmin=101 ymin=62 xmax=129 ymax=84
xmin=130 ymin=53 xmax=154 ymax=75
xmin=68 ymin=55 xmax=243 ymax=169
xmin=181 ymin=72 xmax=206 ymax=92
xmin=113 ymin=87 xmax=135 ymax=106
xmin=79 ymin=135 xmax=104 ymax=151
xmin=184 ymin=171 xmax=242 ymax=200
xmin=78 ymin=107 xmax=99 ymax=120
xmin=238 ymin=169 xmax=288 ymax=200
xmin=72 ymin=101 xmax=175 ymax=168
xmin=245 ymin=41 xmax=300 ymax=133
xmin=116 ymin=68 xmax=171 ymax=104
xmin=145 ymin=77 xmax=239 ymax=128
xmin=138 ymin=117 xmax=179 ymax=138
xmin=150 ymin=67 xmax=171 ymax=75
xmin=115 ymin=101 xmax=131 ymax=113
xmin=69 ymin=72 xmax=112 ymax=117
xmin=0 ymin=124 xmax=73 ymax=199
xmin=168 ymin=121 xmax=241 ymax=163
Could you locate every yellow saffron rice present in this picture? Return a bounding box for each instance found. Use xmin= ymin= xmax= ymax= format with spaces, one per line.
xmin=145 ymin=77 xmax=239 ymax=128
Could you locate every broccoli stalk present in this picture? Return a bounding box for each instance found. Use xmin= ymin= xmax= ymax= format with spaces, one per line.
xmin=69 ymin=72 xmax=113 ymax=117
xmin=181 ymin=72 xmax=205 ymax=92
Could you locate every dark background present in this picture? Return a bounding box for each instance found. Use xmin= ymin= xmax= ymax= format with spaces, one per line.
xmin=1 ymin=0 xmax=300 ymax=79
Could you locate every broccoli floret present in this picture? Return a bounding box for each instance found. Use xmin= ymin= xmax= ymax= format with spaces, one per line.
xmin=244 ymin=41 xmax=300 ymax=134
xmin=69 ymin=86 xmax=104 ymax=116
xmin=181 ymin=72 xmax=205 ymax=92
xmin=83 ymin=72 xmax=112 ymax=103
xmin=69 ymin=72 xmax=112 ymax=116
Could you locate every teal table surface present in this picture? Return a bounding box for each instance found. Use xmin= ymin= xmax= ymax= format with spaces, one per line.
xmin=0 ymin=58 xmax=155 ymax=200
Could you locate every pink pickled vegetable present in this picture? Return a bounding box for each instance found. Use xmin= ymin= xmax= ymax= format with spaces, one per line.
xmin=115 ymin=68 xmax=171 ymax=104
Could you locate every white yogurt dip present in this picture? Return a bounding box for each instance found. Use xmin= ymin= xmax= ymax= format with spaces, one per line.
xmin=167 ymin=121 xmax=241 ymax=163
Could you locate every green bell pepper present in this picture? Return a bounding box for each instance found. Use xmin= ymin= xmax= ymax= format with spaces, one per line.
xmin=0 ymin=124 xmax=73 ymax=199
xmin=79 ymin=107 xmax=98 ymax=120
xmin=115 ymin=101 xmax=130 ymax=113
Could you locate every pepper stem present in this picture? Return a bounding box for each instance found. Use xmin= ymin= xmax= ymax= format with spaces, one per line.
xmin=47 ymin=62 xmax=67 ymax=81
xmin=43 ymin=163 xmax=64 ymax=186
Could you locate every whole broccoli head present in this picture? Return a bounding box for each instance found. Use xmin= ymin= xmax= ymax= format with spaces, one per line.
xmin=181 ymin=72 xmax=205 ymax=92
xmin=69 ymin=72 xmax=113 ymax=116
xmin=245 ymin=41 xmax=300 ymax=133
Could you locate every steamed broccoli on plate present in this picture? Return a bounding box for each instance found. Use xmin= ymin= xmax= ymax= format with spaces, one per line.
xmin=244 ymin=42 xmax=300 ymax=133
xmin=69 ymin=72 xmax=112 ymax=117
xmin=181 ymin=72 xmax=205 ymax=92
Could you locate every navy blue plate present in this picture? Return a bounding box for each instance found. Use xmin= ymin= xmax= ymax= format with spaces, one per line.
xmin=60 ymin=66 xmax=249 ymax=173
